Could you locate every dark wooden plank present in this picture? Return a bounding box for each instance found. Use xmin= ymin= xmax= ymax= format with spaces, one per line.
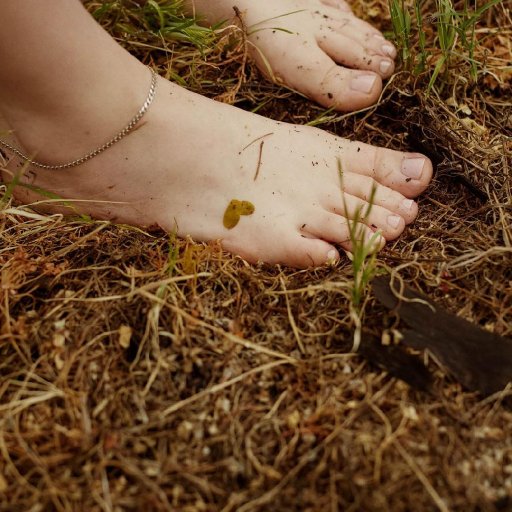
xmin=330 ymin=334 xmax=432 ymax=392
xmin=372 ymin=275 xmax=512 ymax=396
xmin=358 ymin=336 xmax=433 ymax=392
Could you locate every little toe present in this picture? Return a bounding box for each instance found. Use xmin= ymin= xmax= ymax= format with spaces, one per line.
xmin=316 ymin=28 xmax=395 ymax=78
xmin=222 ymin=229 xmax=338 ymax=268
xmin=293 ymin=236 xmax=341 ymax=267
xmin=339 ymin=141 xmax=434 ymax=197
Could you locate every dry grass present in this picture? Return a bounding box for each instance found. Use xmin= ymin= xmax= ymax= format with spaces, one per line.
xmin=1 ymin=0 xmax=511 ymax=510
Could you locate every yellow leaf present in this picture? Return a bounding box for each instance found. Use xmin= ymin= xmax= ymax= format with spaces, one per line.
xmin=223 ymin=199 xmax=255 ymax=229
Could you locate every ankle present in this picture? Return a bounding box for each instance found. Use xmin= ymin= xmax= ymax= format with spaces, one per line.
xmin=2 ymin=65 xmax=159 ymax=172
xmin=0 ymin=58 xmax=151 ymax=166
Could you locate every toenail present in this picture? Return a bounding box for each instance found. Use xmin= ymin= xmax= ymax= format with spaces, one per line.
xmin=402 ymin=157 xmax=425 ymax=180
xmin=372 ymin=34 xmax=386 ymax=41
xmin=350 ymin=74 xmax=377 ymax=94
xmin=380 ymin=61 xmax=392 ymax=74
xmin=402 ymin=199 xmax=415 ymax=210
xmin=366 ymin=230 xmax=384 ymax=248
xmin=381 ymin=43 xmax=395 ymax=57
xmin=327 ymin=249 xmax=337 ymax=262
xmin=387 ymin=215 xmax=401 ymax=229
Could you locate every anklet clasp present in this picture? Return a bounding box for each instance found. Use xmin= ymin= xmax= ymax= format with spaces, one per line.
xmin=0 ymin=68 xmax=158 ymax=170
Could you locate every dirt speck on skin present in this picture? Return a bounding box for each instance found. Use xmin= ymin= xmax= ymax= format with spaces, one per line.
xmin=1 ymin=0 xmax=511 ymax=511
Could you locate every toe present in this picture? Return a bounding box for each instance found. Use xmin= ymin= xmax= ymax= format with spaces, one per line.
xmin=365 ymin=34 xmax=398 ymax=60
xmin=291 ymin=236 xmax=340 ymax=268
xmin=222 ymin=228 xmax=338 ymax=268
xmin=316 ymin=27 xmax=395 ymax=78
xmin=318 ymin=12 xmax=397 ymax=64
xmin=302 ymin=212 xmax=385 ymax=250
xmin=335 ymin=193 xmax=406 ymax=240
xmin=334 ymin=16 xmax=393 ymax=51
xmin=270 ymin=39 xmax=382 ymax=111
xmin=335 ymin=173 xmax=419 ymax=224
xmin=339 ymin=141 xmax=434 ymax=197
xmin=342 ymin=230 xmax=385 ymax=254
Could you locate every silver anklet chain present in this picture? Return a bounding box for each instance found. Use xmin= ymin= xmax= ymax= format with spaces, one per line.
xmin=0 ymin=68 xmax=158 ymax=170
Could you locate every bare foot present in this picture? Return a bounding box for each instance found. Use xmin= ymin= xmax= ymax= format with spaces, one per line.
xmin=1 ymin=73 xmax=431 ymax=268
xmin=186 ymin=0 xmax=397 ymax=110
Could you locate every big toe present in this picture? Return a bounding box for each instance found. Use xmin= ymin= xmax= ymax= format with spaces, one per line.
xmin=279 ymin=40 xmax=383 ymax=111
xmin=324 ymin=67 xmax=383 ymax=111
xmin=254 ymin=34 xmax=382 ymax=112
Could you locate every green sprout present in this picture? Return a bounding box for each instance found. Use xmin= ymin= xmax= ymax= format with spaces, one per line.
xmin=338 ymin=160 xmax=381 ymax=352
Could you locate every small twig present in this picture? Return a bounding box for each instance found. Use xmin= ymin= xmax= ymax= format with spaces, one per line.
xmin=241 ymin=131 xmax=273 ymax=152
xmin=253 ymin=140 xmax=265 ymax=181
xmin=232 ymin=5 xmax=243 ymax=21
xmin=215 ymin=6 xmax=248 ymax=103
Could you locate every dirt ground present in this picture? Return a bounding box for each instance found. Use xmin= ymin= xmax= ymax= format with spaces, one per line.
xmin=1 ymin=0 xmax=511 ymax=510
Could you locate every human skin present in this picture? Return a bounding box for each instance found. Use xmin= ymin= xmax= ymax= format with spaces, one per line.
xmin=0 ymin=1 xmax=432 ymax=268
xmin=184 ymin=0 xmax=397 ymax=110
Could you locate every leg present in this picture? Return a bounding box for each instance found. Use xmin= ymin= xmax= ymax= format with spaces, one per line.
xmin=0 ymin=1 xmax=149 ymax=164
xmin=0 ymin=0 xmax=432 ymax=268
xmin=185 ymin=0 xmax=397 ymax=111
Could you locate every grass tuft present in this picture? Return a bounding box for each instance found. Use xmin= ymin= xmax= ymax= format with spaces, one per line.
xmin=338 ymin=160 xmax=382 ymax=352
xmin=89 ymin=0 xmax=219 ymax=49
xmin=389 ymin=0 xmax=505 ymax=91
